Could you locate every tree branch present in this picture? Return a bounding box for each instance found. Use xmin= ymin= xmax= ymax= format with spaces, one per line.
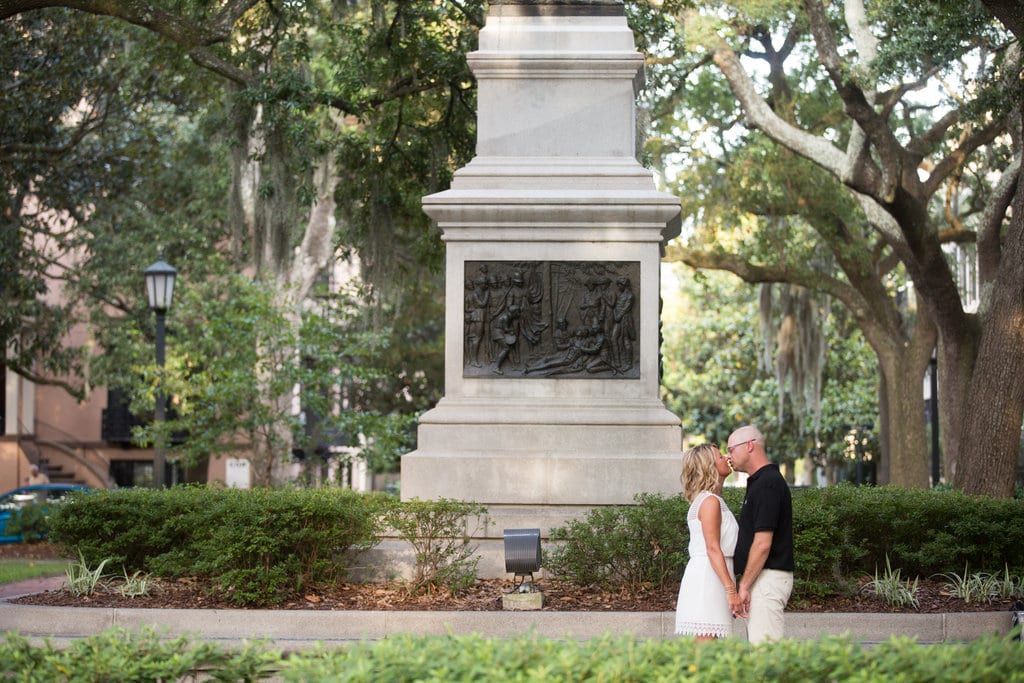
xmin=709 ymin=41 xmax=851 ymax=181
xmin=0 ymin=0 xmax=257 ymax=86
xmin=922 ymin=119 xmax=1005 ymax=197
xmin=803 ymin=0 xmax=905 ymax=201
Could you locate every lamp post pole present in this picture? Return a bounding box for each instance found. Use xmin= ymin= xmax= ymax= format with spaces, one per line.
xmin=145 ymin=257 xmax=177 ymax=489
xmin=929 ymin=349 xmax=940 ymax=486
xmin=154 ymin=307 xmax=167 ymax=488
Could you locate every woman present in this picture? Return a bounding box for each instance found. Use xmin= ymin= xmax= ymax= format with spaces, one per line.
xmin=674 ymin=443 xmax=741 ymax=640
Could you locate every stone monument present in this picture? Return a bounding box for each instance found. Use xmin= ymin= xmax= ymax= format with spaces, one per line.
xmin=400 ymin=0 xmax=682 ymax=575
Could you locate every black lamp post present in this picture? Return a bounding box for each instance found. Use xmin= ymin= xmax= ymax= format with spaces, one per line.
xmin=926 ymin=348 xmax=940 ymax=486
xmin=145 ymin=257 xmax=176 ymax=488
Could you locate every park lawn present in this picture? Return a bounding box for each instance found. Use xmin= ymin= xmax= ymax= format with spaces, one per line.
xmin=0 ymin=559 xmax=68 ymax=584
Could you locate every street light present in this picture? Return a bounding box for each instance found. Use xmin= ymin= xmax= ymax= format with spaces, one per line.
xmin=145 ymin=256 xmax=176 ymax=488
xmin=924 ymin=348 xmax=940 ymax=486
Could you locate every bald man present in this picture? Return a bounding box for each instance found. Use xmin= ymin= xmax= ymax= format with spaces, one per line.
xmin=726 ymin=425 xmax=793 ymax=643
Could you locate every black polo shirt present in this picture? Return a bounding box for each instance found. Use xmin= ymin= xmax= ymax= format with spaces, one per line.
xmin=734 ymin=463 xmax=794 ymax=575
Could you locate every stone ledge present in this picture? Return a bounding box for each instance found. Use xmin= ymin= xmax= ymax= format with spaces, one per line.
xmin=1 ymin=602 xmax=1014 ymax=649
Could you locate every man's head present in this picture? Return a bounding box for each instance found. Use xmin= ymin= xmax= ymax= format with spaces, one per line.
xmin=29 ymin=464 xmax=39 ymax=474
xmin=726 ymin=425 xmax=767 ymax=474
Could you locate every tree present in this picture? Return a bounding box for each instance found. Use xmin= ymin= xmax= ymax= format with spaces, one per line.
xmin=660 ymin=265 xmax=879 ymax=484
xmin=2 ymin=1 xmax=481 ymax=481
xmin=637 ymin=0 xmax=1022 ymax=495
xmin=1 ymin=11 xmax=216 ymax=395
xmin=110 ymin=268 xmax=410 ymax=487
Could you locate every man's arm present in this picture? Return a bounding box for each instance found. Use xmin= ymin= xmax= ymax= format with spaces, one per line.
xmin=737 ymin=530 xmax=774 ymax=613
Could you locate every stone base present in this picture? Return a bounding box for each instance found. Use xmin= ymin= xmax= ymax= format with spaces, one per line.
xmin=502 ymin=591 xmax=544 ymax=611
xmin=401 ymin=398 xmax=683 ymax=505
xmin=353 ymin=504 xmax=650 ymax=582
xmin=402 ymin=451 xmax=681 ymax=506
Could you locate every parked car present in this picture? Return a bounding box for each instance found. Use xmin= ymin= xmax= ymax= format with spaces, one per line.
xmin=0 ymin=483 xmax=90 ymax=544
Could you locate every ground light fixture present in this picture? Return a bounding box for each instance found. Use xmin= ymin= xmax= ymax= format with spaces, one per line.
xmin=503 ymin=527 xmax=542 ymax=593
xmin=145 ymin=256 xmax=176 ymax=488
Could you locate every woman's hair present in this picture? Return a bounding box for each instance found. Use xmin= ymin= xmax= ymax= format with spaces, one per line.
xmin=680 ymin=443 xmax=720 ymax=502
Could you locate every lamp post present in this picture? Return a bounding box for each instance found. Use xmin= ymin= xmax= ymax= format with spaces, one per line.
xmin=925 ymin=348 xmax=940 ymax=486
xmin=145 ymin=257 xmax=176 ymax=488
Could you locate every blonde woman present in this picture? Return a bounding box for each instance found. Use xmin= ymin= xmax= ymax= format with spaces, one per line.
xmin=674 ymin=443 xmax=741 ymax=640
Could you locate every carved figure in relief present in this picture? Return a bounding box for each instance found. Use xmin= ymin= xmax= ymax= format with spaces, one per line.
xmin=465 ymin=276 xmax=489 ymax=368
xmin=491 ymin=304 xmax=522 ymax=375
xmin=610 ymin=276 xmax=635 ymax=371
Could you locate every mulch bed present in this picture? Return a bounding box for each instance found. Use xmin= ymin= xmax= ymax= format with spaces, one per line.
xmin=2 ymin=543 xmax=1018 ymax=614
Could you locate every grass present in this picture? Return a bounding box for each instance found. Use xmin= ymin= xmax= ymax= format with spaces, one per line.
xmin=0 ymin=559 xmax=68 ymax=584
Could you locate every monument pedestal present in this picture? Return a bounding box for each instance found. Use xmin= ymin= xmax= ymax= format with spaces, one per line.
xmin=401 ymin=1 xmax=682 ymax=531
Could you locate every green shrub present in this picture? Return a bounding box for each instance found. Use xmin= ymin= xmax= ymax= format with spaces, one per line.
xmin=383 ymin=497 xmax=487 ymax=594
xmin=196 ymin=487 xmax=386 ymax=605
xmin=547 ymin=485 xmax=1024 ymax=603
xmin=3 ymin=502 xmax=49 ymax=542
xmin=5 ymin=629 xmax=1022 ymax=682
xmin=47 ymin=486 xmax=198 ymax=571
xmin=0 ymin=628 xmax=277 ymax=682
xmin=48 ymin=485 xmax=385 ymax=606
xmin=545 ymin=493 xmax=689 ymax=594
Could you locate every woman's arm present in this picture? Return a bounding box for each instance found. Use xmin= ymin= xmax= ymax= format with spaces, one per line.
xmin=698 ymin=495 xmax=743 ymax=615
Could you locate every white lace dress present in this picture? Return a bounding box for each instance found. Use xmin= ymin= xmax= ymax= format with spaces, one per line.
xmin=674 ymin=490 xmax=738 ymax=638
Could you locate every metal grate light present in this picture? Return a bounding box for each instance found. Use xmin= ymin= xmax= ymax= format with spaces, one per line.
xmin=503 ymin=528 xmax=541 ymax=577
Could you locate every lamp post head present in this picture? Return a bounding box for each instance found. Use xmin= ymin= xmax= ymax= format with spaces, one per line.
xmin=145 ymin=258 xmax=177 ymax=312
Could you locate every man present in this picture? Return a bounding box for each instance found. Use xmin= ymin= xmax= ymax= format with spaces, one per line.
xmin=726 ymin=425 xmax=794 ymax=643
xmin=25 ymin=464 xmax=50 ymax=485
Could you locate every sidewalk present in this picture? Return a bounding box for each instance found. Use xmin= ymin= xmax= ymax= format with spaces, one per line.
xmin=1 ymin=578 xmax=1015 ymax=650
xmin=0 ymin=574 xmax=64 ymax=600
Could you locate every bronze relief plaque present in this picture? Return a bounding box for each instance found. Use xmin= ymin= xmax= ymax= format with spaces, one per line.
xmin=463 ymin=261 xmax=640 ymax=379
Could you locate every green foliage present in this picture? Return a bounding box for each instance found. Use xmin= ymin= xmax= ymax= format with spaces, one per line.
xmin=660 ymin=266 xmax=879 ymax=479
xmin=383 ymin=498 xmax=487 ymax=594
xmin=4 ymin=2 xmax=474 ymax=464
xmin=3 ymin=503 xmax=49 ymax=543
xmin=47 ymin=487 xmax=196 ymax=571
xmin=937 ymin=564 xmax=1024 ymax=604
xmin=0 ymin=628 xmax=277 ymax=682
xmin=790 ymin=486 xmax=1024 ymax=599
xmin=546 ymin=493 xmax=691 ymax=594
xmin=863 ymin=555 xmax=920 ymax=609
xmin=2 ymin=616 xmax=1024 ymax=683
xmin=660 ymin=268 xmax=766 ymax=442
xmin=98 ymin=266 xmax=418 ymax=482
xmin=48 ymin=486 xmax=385 ymax=606
xmin=547 ymin=486 xmax=1024 ymax=603
xmin=190 ymin=487 xmax=382 ymax=606
xmin=117 ymin=569 xmax=153 ymax=599
xmin=2 ymin=629 xmax=1023 ymax=682
xmin=64 ymin=551 xmax=111 ymax=597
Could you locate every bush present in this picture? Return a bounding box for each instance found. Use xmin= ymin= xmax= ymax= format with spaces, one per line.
xmin=5 ymin=629 xmax=1022 ymax=682
xmin=546 ymin=485 xmax=1024 ymax=602
xmin=0 ymin=628 xmax=276 ymax=681
xmin=545 ymin=492 xmax=690 ymax=594
xmin=382 ymin=497 xmax=487 ymax=594
xmin=190 ymin=487 xmax=385 ymax=606
xmin=48 ymin=485 xmax=386 ymax=606
xmin=3 ymin=502 xmax=49 ymax=543
xmin=47 ymin=486 xmax=198 ymax=571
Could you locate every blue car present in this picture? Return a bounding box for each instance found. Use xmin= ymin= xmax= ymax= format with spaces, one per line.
xmin=0 ymin=483 xmax=90 ymax=544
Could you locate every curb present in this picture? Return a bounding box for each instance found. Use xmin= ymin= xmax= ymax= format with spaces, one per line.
xmin=1 ymin=600 xmax=1015 ymax=649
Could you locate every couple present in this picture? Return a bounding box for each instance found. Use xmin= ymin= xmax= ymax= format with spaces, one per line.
xmin=674 ymin=425 xmax=794 ymax=644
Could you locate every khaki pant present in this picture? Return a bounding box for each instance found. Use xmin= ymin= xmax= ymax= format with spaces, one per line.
xmin=747 ymin=569 xmax=793 ymax=644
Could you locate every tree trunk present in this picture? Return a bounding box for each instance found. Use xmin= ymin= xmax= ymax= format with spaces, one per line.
xmin=876 ymin=371 xmax=890 ymax=485
xmin=953 ymin=179 xmax=1024 ymax=497
xmin=877 ymin=350 xmax=932 ymax=488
